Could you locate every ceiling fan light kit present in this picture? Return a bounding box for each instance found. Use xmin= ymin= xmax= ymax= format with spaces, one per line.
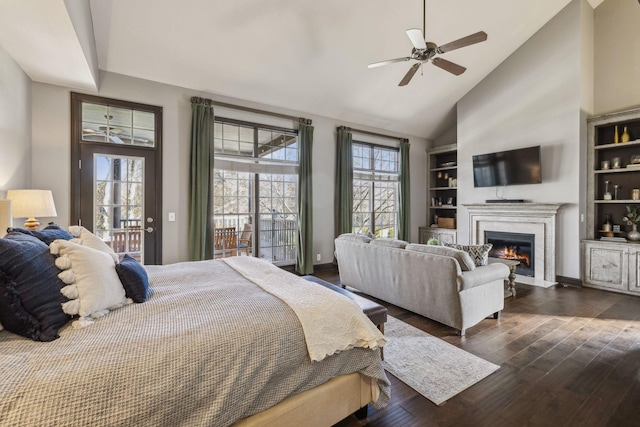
xmin=369 ymin=0 xmax=487 ymax=86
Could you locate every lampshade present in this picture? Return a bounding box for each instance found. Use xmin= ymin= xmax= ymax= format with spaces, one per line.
xmin=0 ymin=199 xmax=11 ymax=237
xmin=6 ymin=189 xmax=57 ymax=230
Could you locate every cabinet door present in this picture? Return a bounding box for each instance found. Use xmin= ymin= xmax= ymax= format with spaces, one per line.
xmin=584 ymin=243 xmax=628 ymax=291
xmin=439 ymin=231 xmax=457 ymax=245
xmin=628 ymin=248 xmax=640 ymax=294
xmin=419 ymin=228 xmax=437 ymax=244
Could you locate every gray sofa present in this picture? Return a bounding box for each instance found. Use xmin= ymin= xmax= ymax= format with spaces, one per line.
xmin=334 ymin=234 xmax=510 ymax=335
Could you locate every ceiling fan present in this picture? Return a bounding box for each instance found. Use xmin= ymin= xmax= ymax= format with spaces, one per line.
xmin=368 ymin=0 xmax=487 ymax=86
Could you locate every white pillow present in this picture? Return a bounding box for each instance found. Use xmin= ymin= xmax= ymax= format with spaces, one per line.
xmin=405 ymin=243 xmax=476 ymax=271
xmin=337 ymin=233 xmax=373 ymax=244
xmin=50 ymin=239 xmax=131 ymax=328
xmin=68 ymin=225 xmax=119 ymax=264
xmin=370 ymin=238 xmax=409 ymax=249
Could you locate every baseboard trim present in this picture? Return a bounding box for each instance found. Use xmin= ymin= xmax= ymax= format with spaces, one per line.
xmin=313 ymin=262 xmax=337 ymax=271
xmin=555 ymin=275 xmax=582 ymax=288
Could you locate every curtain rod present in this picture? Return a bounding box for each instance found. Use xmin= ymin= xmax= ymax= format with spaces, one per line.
xmin=206 ymin=99 xmax=311 ymax=124
xmin=339 ymin=126 xmax=407 ymax=142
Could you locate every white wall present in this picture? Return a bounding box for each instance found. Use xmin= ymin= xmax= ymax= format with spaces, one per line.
xmin=594 ymin=0 xmax=640 ymax=115
xmin=32 ymin=71 xmax=427 ymax=265
xmin=0 ymin=43 xmax=31 ymax=197
xmin=456 ymin=0 xmax=592 ymax=279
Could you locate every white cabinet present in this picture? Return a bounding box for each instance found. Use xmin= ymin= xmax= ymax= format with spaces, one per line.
xmin=582 ymin=240 xmax=640 ymax=295
xmin=419 ymin=226 xmax=457 ymax=245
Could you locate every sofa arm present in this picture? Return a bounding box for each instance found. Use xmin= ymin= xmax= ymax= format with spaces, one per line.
xmin=458 ymin=263 xmax=510 ymax=291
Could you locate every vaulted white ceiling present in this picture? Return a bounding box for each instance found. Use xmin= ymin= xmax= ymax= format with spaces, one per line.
xmin=0 ymin=0 xmax=606 ymax=138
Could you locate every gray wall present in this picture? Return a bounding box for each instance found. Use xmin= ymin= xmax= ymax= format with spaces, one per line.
xmin=456 ymin=0 xmax=593 ymax=279
xmin=0 ymin=43 xmax=31 ymax=197
xmin=31 ymin=71 xmax=428 ymax=265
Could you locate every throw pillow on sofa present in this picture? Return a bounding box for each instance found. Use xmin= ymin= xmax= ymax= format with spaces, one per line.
xmin=337 ymin=233 xmax=373 ymax=244
xmin=444 ymin=243 xmax=493 ymax=267
xmin=405 ymin=243 xmax=476 ymax=271
xmin=370 ymin=238 xmax=409 ymax=249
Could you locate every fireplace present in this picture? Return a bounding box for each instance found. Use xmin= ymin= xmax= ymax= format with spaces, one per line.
xmin=485 ymin=231 xmax=535 ymax=277
xmin=464 ymin=203 xmax=562 ymax=287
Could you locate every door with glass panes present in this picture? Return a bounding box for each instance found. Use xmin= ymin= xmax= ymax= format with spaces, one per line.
xmin=71 ymin=93 xmax=163 ymax=264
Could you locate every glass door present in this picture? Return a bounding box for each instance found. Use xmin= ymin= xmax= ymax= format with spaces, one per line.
xmin=71 ymin=93 xmax=162 ymax=264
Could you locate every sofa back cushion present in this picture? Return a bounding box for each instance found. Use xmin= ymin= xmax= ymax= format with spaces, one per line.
xmin=370 ymin=238 xmax=408 ymax=249
xmin=444 ymin=243 xmax=493 ymax=267
xmin=405 ymin=243 xmax=476 ymax=271
xmin=336 ymin=233 xmax=373 ymax=244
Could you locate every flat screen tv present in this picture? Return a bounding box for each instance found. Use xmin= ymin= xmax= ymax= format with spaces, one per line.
xmin=472 ymin=145 xmax=542 ymax=187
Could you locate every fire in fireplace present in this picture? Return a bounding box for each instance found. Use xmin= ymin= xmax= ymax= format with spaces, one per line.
xmin=484 ymin=231 xmax=535 ymax=277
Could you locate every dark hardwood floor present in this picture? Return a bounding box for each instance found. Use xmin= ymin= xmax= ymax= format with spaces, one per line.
xmin=311 ymin=268 xmax=640 ymax=427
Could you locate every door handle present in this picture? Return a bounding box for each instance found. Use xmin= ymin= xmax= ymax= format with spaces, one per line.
xmin=145 ymin=227 xmax=154 ymax=233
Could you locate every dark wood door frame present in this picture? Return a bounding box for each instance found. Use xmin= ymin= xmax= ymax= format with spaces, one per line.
xmin=70 ymin=92 xmax=163 ymax=264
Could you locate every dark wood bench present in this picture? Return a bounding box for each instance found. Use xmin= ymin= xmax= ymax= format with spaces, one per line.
xmin=301 ymin=275 xmax=388 ymax=334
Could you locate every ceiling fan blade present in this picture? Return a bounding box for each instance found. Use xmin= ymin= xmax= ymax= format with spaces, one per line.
xmin=399 ymin=63 xmax=421 ymax=86
xmin=437 ymin=31 xmax=487 ymax=53
xmin=368 ymin=57 xmax=411 ymax=69
xmin=406 ymin=28 xmax=427 ymax=50
xmin=432 ymin=57 xmax=466 ymax=75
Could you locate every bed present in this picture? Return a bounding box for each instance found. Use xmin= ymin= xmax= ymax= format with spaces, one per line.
xmin=0 ymin=228 xmax=390 ymax=427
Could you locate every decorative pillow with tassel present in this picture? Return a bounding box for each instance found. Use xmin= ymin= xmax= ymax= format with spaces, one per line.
xmin=50 ymin=239 xmax=131 ymax=328
xmin=67 ymin=225 xmax=119 ymax=264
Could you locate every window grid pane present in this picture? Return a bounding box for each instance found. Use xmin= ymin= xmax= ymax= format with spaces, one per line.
xmin=352 ymin=142 xmax=400 ymax=237
xmin=81 ymin=102 xmax=155 ymax=147
xmin=94 ymin=154 xmax=144 ymax=262
xmin=213 ymin=120 xmax=299 ymax=264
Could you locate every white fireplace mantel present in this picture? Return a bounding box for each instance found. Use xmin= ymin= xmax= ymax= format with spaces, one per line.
xmin=462 ymin=203 xmax=563 ymax=287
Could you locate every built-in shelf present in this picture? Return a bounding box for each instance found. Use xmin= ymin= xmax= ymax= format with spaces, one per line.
xmin=594 ymin=139 xmax=640 ymax=150
xmin=425 ymin=143 xmax=457 ymax=244
xmin=595 ymin=168 xmax=640 ymax=174
xmin=584 ymin=107 xmax=640 ymax=296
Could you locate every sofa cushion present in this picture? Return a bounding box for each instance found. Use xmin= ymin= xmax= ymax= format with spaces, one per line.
xmin=337 ymin=233 xmax=373 ymax=244
xmin=405 ymin=243 xmax=476 ymax=271
xmin=370 ymin=238 xmax=408 ymax=249
xmin=444 ymin=243 xmax=493 ymax=267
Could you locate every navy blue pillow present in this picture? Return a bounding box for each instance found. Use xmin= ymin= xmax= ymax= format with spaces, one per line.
xmin=0 ymin=232 xmax=71 ymax=341
xmin=7 ymin=224 xmax=73 ymax=246
xmin=115 ymin=254 xmax=149 ymax=303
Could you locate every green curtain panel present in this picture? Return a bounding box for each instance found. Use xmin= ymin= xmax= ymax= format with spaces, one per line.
xmin=398 ymin=139 xmax=411 ymax=242
xmin=335 ymin=127 xmax=353 ymax=237
xmin=188 ymin=97 xmax=215 ymax=261
xmin=296 ymin=119 xmax=314 ymax=274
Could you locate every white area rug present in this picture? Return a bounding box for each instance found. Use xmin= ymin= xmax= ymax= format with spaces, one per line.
xmin=383 ymin=316 xmax=500 ymax=406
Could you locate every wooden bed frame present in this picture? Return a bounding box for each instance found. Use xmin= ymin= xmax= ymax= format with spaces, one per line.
xmin=233 ymin=372 xmax=376 ymax=426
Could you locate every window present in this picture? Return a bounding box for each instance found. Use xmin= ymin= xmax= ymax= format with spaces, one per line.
xmin=81 ymin=102 xmax=156 ymax=147
xmin=352 ymin=142 xmax=399 ymax=238
xmin=213 ymin=118 xmax=298 ymax=265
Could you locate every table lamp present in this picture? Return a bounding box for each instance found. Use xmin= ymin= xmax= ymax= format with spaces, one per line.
xmin=0 ymin=199 xmax=11 ymax=237
xmin=6 ymin=189 xmax=57 ymax=230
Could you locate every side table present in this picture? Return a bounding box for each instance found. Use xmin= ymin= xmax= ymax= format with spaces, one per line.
xmin=488 ymin=257 xmax=519 ymax=297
